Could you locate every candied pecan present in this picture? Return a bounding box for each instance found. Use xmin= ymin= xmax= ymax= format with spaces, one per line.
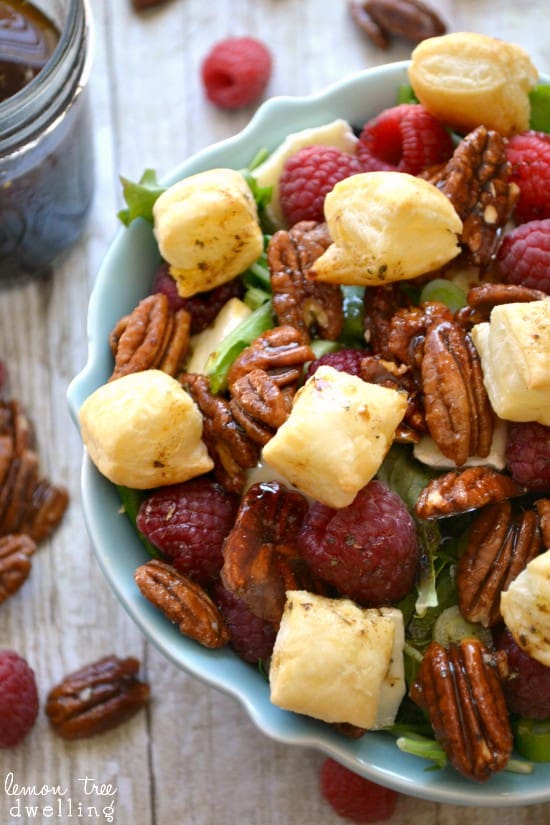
xmin=19 ymin=480 xmax=69 ymax=543
xmin=436 ymin=126 xmax=518 ymax=268
xmin=268 ymin=221 xmax=343 ymax=341
xmin=360 ymin=354 xmax=426 ymax=440
xmin=535 ymin=499 xmax=550 ymax=547
xmin=134 ymin=560 xmax=230 ymax=649
xmin=0 ymin=534 xmax=36 ymax=604
xmin=45 ymin=655 xmax=150 ymax=740
xmin=109 ymin=293 xmax=191 ymax=381
xmin=415 ymin=467 xmax=524 ymax=520
xmin=411 ymin=639 xmax=512 ymax=782
xmin=387 ymin=301 xmax=453 ymax=368
xmin=180 ymin=373 xmax=259 ymax=494
xmin=363 ymin=283 xmax=409 ymax=358
xmin=349 ymin=0 xmax=445 ymax=49
xmin=421 ymin=320 xmax=494 ymax=466
xmin=0 ymin=449 xmax=39 ymax=535
xmin=230 ymin=369 xmax=292 ymax=446
xmin=455 ymin=283 xmax=549 ymax=327
xmin=227 ymin=325 xmax=315 ymax=392
xmin=457 ymin=502 xmax=542 ymax=627
xmin=221 ymin=481 xmax=309 ymax=625
xmin=132 ymin=0 xmax=170 ymax=9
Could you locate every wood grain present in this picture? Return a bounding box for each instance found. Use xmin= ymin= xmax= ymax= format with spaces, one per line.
xmin=0 ymin=1 xmax=549 ymax=822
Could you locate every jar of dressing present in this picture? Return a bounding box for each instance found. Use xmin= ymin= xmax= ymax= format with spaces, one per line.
xmin=0 ymin=0 xmax=94 ymax=282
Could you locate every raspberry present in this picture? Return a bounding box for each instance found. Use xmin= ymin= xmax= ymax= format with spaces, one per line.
xmin=505 ymin=421 xmax=550 ymax=493
xmin=201 ymin=37 xmax=272 ymax=110
xmin=320 ymin=758 xmax=399 ymax=824
xmin=495 ymin=628 xmax=550 ymax=719
xmin=136 ymin=478 xmax=240 ymax=585
xmin=0 ymin=650 xmax=39 ymax=748
xmin=298 ymin=480 xmax=418 ymax=605
xmin=279 ymin=145 xmax=363 ymax=226
xmin=212 ymin=583 xmax=276 ymax=664
xmin=306 ymin=348 xmax=364 ymax=380
xmin=357 ymin=104 xmax=454 ymax=175
xmin=495 ymin=219 xmax=550 ymax=294
xmin=506 ymin=131 xmax=550 ymax=224
xmin=152 ymin=263 xmax=244 ymax=332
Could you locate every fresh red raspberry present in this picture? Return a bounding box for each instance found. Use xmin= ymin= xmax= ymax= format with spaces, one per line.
xmin=0 ymin=650 xmax=39 ymax=748
xmin=201 ymin=37 xmax=272 ymax=110
xmin=306 ymin=348 xmax=364 ymax=380
xmin=495 ymin=628 xmax=550 ymax=720
xmin=279 ymin=145 xmax=363 ymax=226
xmin=136 ymin=478 xmax=240 ymax=585
xmin=212 ymin=583 xmax=276 ymax=664
xmin=320 ymin=758 xmax=399 ymax=824
xmin=357 ymin=103 xmax=454 ymax=175
xmin=507 ymin=131 xmax=550 ymax=224
xmin=152 ymin=263 xmax=244 ymax=333
xmin=495 ymin=219 xmax=550 ymax=294
xmin=298 ymin=480 xmax=418 ymax=606
xmin=505 ymin=421 xmax=550 ymax=493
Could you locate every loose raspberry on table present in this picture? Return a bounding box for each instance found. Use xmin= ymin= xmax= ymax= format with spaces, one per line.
xmin=495 ymin=627 xmax=550 ymax=720
xmin=152 ymin=263 xmax=244 ymax=332
xmin=298 ymin=480 xmax=418 ymax=605
xmin=212 ymin=582 xmax=276 ymax=664
xmin=279 ymin=145 xmax=363 ymax=226
xmin=136 ymin=478 xmax=240 ymax=586
xmin=506 ymin=131 xmax=550 ymax=224
xmin=320 ymin=758 xmax=399 ymax=824
xmin=306 ymin=348 xmax=364 ymax=380
xmin=0 ymin=650 xmax=39 ymax=748
xmin=357 ymin=103 xmax=454 ymax=175
xmin=495 ymin=219 xmax=550 ymax=294
xmin=505 ymin=421 xmax=550 ymax=493
xmin=201 ymin=36 xmax=272 ymax=110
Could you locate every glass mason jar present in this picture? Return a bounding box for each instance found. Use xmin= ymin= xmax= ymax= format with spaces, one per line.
xmin=0 ymin=0 xmax=94 ymax=282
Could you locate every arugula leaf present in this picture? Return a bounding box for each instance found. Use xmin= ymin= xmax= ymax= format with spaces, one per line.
xmin=529 ymin=84 xmax=550 ymax=133
xmin=397 ymin=84 xmax=419 ymax=104
xmin=118 ymin=169 xmax=166 ymax=226
xmin=116 ymin=486 xmax=161 ymax=558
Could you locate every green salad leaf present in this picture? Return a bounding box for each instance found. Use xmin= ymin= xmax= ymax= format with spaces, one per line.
xmin=116 ymin=486 xmax=160 ymax=558
xmin=529 ymin=84 xmax=550 ymax=133
xmin=118 ymin=169 xmax=166 ymax=226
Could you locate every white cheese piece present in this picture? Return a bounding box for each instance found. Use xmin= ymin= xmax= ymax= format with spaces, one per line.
xmin=501 ymin=549 xmax=550 ymax=668
xmin=261 ymin=366 xmax=407 ymax=509
xmin=185 ymin=298 xmax=252 ymax=375
xmin=78 ymin=370 xmax=213 ymax=489
xmin=252 ymin=118 xmax=358 ymax=228
xmin=471 ymin=300 xmax=550 ymax=425
xmin=269 ymin=591 xmax=405 ymax=730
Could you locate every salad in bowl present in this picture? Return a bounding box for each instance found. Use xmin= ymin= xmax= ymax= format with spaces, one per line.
xmin=67 ymin=32 xmax=550 ymax=806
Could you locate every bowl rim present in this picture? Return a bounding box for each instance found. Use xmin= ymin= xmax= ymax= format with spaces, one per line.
xmin=67 ymin=59 xmax=550 ymax=808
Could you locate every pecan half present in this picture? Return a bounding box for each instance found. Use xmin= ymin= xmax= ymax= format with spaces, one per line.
xmin=363 ymin=283 xmax=409 ymax=358
xmin=457 ymin=502 xmax=542 ymax=627
xmin=134 ymin=560 xmax=230 ymax=649
xmin=387 ymin=301 xmax=453 ymax=368
xmin=349 ymin=0 xmax=446 ymax=49
xmin=0 ymin=533 xmax=36 ymax=604
xmin=411 ymin=639 xmax=512 ymax=782
xmin=221 ymin=481 xmax=309 ymax=625
xmin=268 ymin=221 xmax=343 ymax=341
xmin=455 ymin=283 xmax=549 ymax=328
xmin=45 ymin=655 xmax=150 ymax=740
xmin=535 ymin=499 xmax=550 ymax=547
xmin=109 ymin=293 xmax=191 ymax=381
xmin=227 ymin=325 xmax=315 ymax=392
xmin=360 ymin=354 xmax=426 ymax=441
xmin=415 ymin=467 xmax=524 ymax=520
xmin=180 ymin=373 xmax=259 ymax=493
xmin=230 ymin=369 xmax=292 ymax=446
xmin=436 ymin=126 xmax=518 ymax=268
xmin=421 ymin=320 xmax=494 ymax=466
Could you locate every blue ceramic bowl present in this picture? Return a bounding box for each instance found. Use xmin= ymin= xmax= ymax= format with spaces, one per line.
xmin=67 ymin=61 xmax=550 ymax=807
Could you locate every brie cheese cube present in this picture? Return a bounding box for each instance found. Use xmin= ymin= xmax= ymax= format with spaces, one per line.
xmin=471 ymin=300 xmax=550 ymax=425
xmin=501 ymin=549 xmax=550 ymax=668
xmin=269 ymin=591 xmax=405 ymax=730
xmin=79 ymin=369 xmax=213 ymax=489
xmin=262 ymin=366 xmax=407 ymax=509
xmin=185 ymin=298 xmax=251 ymax=375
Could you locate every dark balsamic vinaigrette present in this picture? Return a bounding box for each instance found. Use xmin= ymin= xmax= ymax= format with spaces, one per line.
xmin=0 ymin=0 xmax=59 ymax=102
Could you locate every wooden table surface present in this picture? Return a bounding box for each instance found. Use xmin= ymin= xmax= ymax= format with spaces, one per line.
xmin=1 ymin=1 xmax=549 ymax=823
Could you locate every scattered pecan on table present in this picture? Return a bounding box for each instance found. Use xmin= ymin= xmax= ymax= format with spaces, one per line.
xmin=411 ymin=638 xmax=513 ymax=782
xmin=46 ymin=655 xmax=150 ymax=740
xmin=0 ymin=533 xmax=36 ymax=605
xmin=135 ymin=559 xmax=230 ymax=649
xmin=349 ymin=0 xmax=446 ymax=50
